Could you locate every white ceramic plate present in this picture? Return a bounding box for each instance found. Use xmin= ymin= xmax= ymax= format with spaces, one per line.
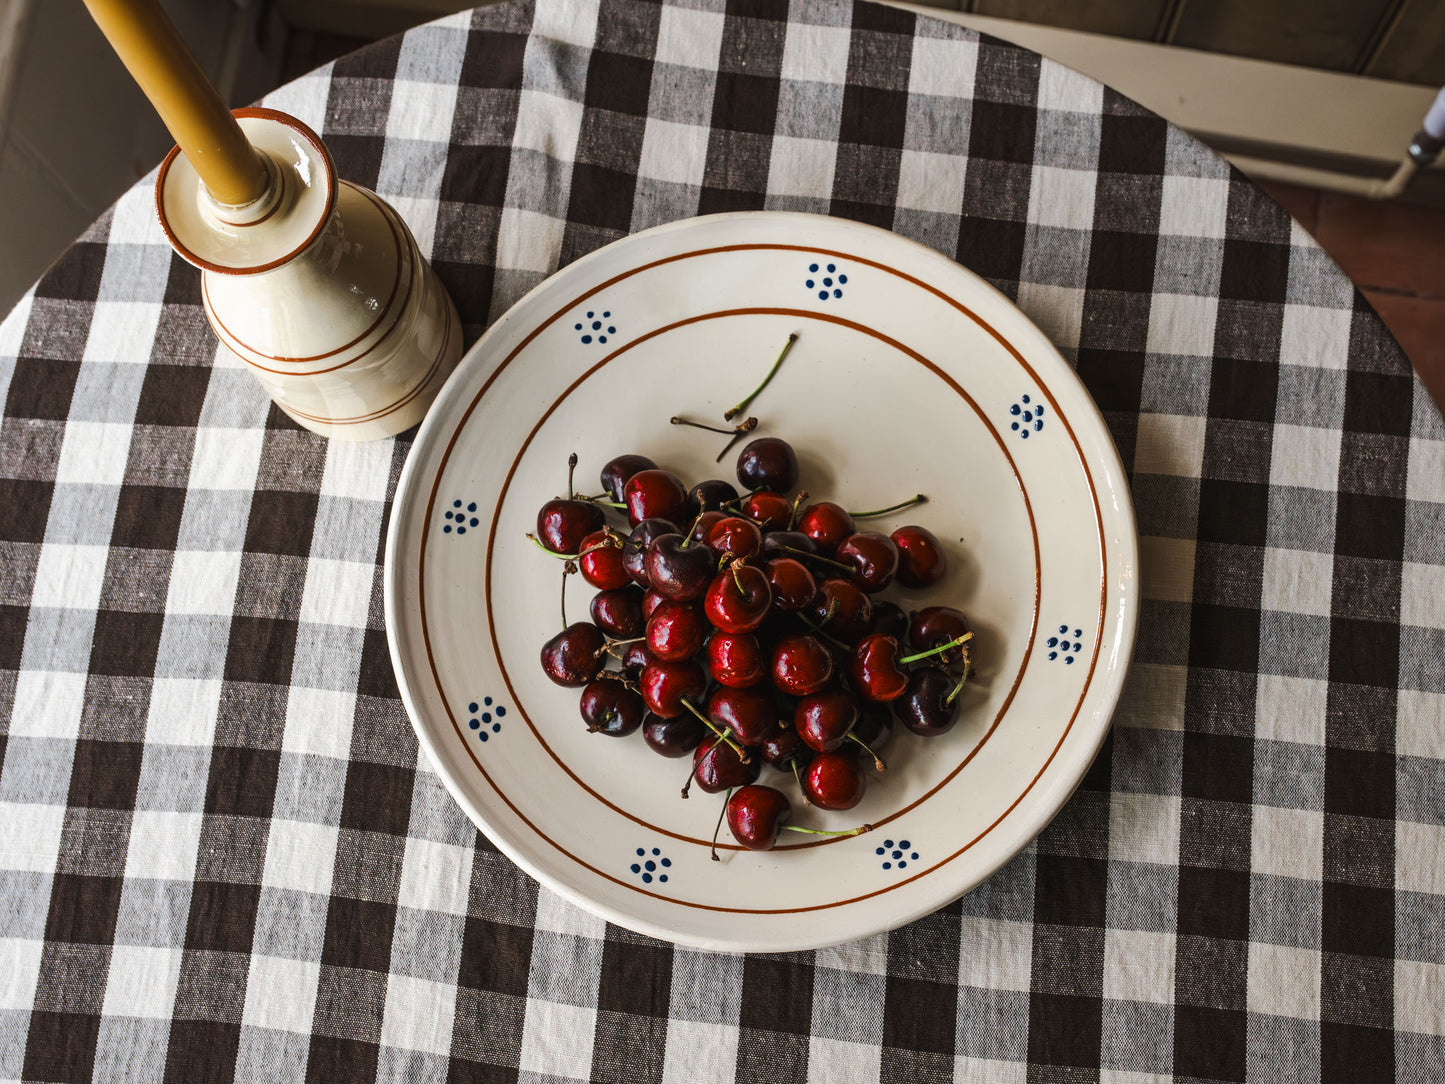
xmin=384 ymin=212 xmax=1138 ymax=952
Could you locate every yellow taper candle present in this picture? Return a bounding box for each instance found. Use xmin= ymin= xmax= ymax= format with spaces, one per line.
xmin=82 ymin=0 xmax=268 ymax=206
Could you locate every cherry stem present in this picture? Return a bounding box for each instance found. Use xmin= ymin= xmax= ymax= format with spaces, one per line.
xmin=681 ymin=744 xmax=704 ymax=799
xmin=847 ymin=732 xmax=887 ymax=772
xmin=711 ymin=788 xmax=732 ymax=861
xmin=776 ymin=545 xmax=851 ymax=573
xmin=788 ymin=491 xmax=809 ymax=530
xmin=679 ymin=509 xmax=708 ymax=549
xmin=680 ymin=698 xmax=750 ymax=762
xmin=725 ymin=332 xmax=798 ymax=421
xmin=672 ymin=415 xmax=743 ymax=436
xmin=899 ymin=631 xmax=974 ymax=666
xmin=850 ymin=494 xmax=927 ymax=519
xmin=559 ymin=562 xmax=576 ymax=630
xmin=585 ymin=498 xmax=627 ymax=508
xmin=782 ymin=823 xmax=874 ymax=838
xmin=527 ymin=533 xmax=577 ymax=559
xmin=945 ymin=663 xmax=970 ymax=706
xmin=714 ymin=418 xmax=758 ymax=463
xmin=792 ymin=760 xmax=809 ymax=802
xmin=566 ymin=452 xmax=578 ymax=501
xmin=793 ymin=610 xmax=849 ymax=651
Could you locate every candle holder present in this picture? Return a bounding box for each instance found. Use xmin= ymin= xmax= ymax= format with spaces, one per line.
xmin=85 ymin=0 xmax=461 ymax=440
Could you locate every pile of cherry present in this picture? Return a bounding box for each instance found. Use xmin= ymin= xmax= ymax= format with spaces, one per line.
xmin=533 ymin=436 xmax=973 ymax=854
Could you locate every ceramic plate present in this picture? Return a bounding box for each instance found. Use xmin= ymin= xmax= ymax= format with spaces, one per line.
xmin=384 ymin=212 xmax=1138 ymax=952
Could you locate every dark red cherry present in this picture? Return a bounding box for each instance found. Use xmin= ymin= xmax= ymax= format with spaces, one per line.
xmin=623 ymin=518 xmax=677 ymax=588
xmin=644 ymin=713 xmax=705 ymax=757
xmin=540 ymin=623 xmax=605 ymax=687
xmin=869 ymin=600 xmax=909 ymax=640
xmin=852 ymin=706 xmax=894 ymax=753
xmin=797 ymin=502 xmax=854 ymax=555
xmin=836 ymin=532 xmax=899 ymax=593
xmin=639 ymin=657 xmax=707 ymax=718
xmin=692 ymin=510 xmax=727 ymax=545
xmin=795 ymin=687 xmax=860 ymax=752
xmin=771 ymin=634 xmax=834 ymax=696
xmin=760 ymin=724 xmax=812 ymax=770
xmin=706 ymin=632 xmax=767 ymax=688
xmin=620 ymin=640 xmax=655 ymax=674
xmin=692 ymin=737 xmax=761 ymax=794
xmin=645 ymin=534 xmax=715 ymax=601
xmin=803 ymin=751 xmax=866 ymax=810
xmin=761 ymin=529 xmax=817 ymax=558
xmin=708 ymin=685 xmax=775 ymax=747
xmin=578 ymin=528 xmax=629 ymax=590
xmin=766 ymin=557 xmax=816 ymax=613
xmin=848 ymin=633 xmax=910 ymax=703
xmin=704 ymin=565 xmax=772 ymax=633
xmin=706 ymin=516 xmax=763 ymax=561
xmin=687 ymin=479 xmax=740 ymax=517
xmin=740 ymin=490 xmax=792 ymax=530
xmin=908 ymin=606 xmax=973 ymax=666
xmin=641 ymin=588 xmax=666 ymax=620
xmin=600 ymin=454 xmax=657 ymax=502
xmin=624 ymin=469 xmax=689 ymax=526
xmin=646 ymin=599 xmax=707 ymax=661
xmin=579 ymin=679 xmax=644 ymax=736
xmin=727 ymin=785 xmax=793 ymax=850
xmin=590 ymin=585 xmax=645 ymax=639
xmin=894 ymin=668 xmax=961 ymax=737
xmin=891 ymin=524 xmax=947 ymax=589
xmin=736 ymin=437 xmax=799 ymax=494
xmin=537 ymin=498 xmax=605 ymax=555
xmin=809 ymin=579 xmax=872 ymax=643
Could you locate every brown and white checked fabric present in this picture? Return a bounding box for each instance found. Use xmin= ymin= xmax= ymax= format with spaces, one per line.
xmin=2 ymin=0 xmax=1443 ymax=1080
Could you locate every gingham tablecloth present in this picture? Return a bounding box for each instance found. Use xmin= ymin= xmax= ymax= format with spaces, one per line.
xmin=3 ymin=0 xmax=1443 ymax=1080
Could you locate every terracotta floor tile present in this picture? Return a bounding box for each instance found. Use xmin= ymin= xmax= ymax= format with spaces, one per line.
xmin=1258 ymin=181 xmax=1320 ymax=236
xmin=1363 ymin=289 xmax=1445 ymax=417
xmin=1316 ymin=193 xmax=1445 ymax=297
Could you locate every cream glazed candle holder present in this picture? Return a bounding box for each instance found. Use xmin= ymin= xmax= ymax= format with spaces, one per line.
xmin=156 ymin=108 xmax=462 ymax=440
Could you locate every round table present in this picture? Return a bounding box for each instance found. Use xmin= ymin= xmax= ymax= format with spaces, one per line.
xmin=3 ymin=0 xmax=1442 ymax=1080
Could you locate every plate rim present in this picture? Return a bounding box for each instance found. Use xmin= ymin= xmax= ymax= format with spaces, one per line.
xmin=384 ymin=210 xmax=1140 ymax=952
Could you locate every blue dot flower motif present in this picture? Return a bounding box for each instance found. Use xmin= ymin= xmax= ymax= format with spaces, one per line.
xmin=805 ymin=261 xmax=847 ymax=301
xmin=466 ymin=695 xmax=508 ymax=740
xmin=576 ymin=310 xmax=617 ymax=345
xmin=1007 ymin=394 xmax=1045 ymax=439
xmin=876 ymin=838 xmax=920 ymax=872
xmin=629 ymin=846 xmax=671 ymax=885
xmin=442 ymin=498 xmax=480 ymax=535
xmin=1046 ymin=625 xmax=1085 ymax=663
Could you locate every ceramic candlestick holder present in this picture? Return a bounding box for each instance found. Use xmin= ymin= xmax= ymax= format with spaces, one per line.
xmin=156 ymin=109 xmax=463 ymax=439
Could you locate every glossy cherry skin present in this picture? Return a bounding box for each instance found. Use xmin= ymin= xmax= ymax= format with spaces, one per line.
xmin=836 ymin=531 xmax=900 ymax=594
xmin=766 ymin=557 xmax=817 ymax=613
xmin=803 ymin=751 xmax=866 ymax=810
xmin=770 ymin=634 xmax=834 ymax=696
xmin=691 ymin=510 xmax=727 ymax=545
xmin=540 ymin=623 xmax=605 ymax=687
xmin=620 ymin=640 xmax=655 ymax=675
xmin=727 ymin=785 xmax=793 ymax=850
xmin=706 ymin=516 xmax=763 ymax=561
xmin=708 ymin=685 xmax=774 ymax=746
xmin=852 ymin=706 xmax=894 ymax=753
xmin=706 ymin=632 xmax=767 ymax=688
xmin=736 ymin=437 xmax=799 ymax=493
xmin=687 ymin=478 xmax=740 ymax=517
xmin=908 ymin=606 xmax=973 ymax=666
xmin=623 ymin=469 xmax=689 ymax=527
xmin=645 ymin=599 xmax=707 ymax=661
xmin=761 ymin=529 xmax=817 ymax=558
xmin=643 ymin=713 xmax=705 ymax=757
xmin=891 ymin=524 xmax=948 ymax=589
xmin=797 ymin=502 xmax=854 ymax=555
xmin=645 ymin=534 xmax=715 ymax=601
xmin=869 ymin=600 xmax=909 ymax=640
xmin=579 ymin=679 xmax=644 ymax=736
xmin=795 ymin=687 xmax=860 ymax=752
xmin=578 ymin=529 xmax=629 ymax=590
xmin=894 ymin=668 xmax=961 ymax=736
xmin=809 ymin=579 xmax=873 ymax=643
xmin=848 ymin=633 xmax=910 ymax=703
xmin=639 ymin=657 xmax=707 ymax=718
xmin=760 ymin=724 xmax=812 ymax=770
xmin=537 ymin=498 xmax=605 ymax=555
xmin=600 ymin=454 xmax=657 ymax=502
xmin=641 ymin=588 xmax=666 ymax=620
xmin=704 ymin=565 xmax=773 ymax=633
xmin=622 ymin=518 xmax=677 ymax=588
xmin=590 ymin=585 xmax=645 ymax=639
xmin=692 ymin=737 xmax=761 ymax=794
xmin=740 ymin=490 xmax=792 ymax=530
